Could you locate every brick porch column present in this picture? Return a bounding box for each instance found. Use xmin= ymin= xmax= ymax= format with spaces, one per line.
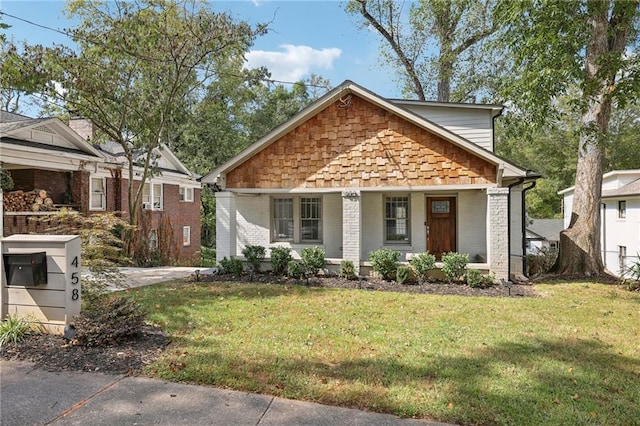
xmin=342 ymin=190 xmax=362 ymax=274
xmin=487 ymin=187 xmax=509 ymax=280
xmin=215 ymin=191 xmax=236 ymax=264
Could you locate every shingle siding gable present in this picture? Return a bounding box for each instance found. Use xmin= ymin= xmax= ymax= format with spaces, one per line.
xmin=226 ymin=95 xmax=497 ymax=189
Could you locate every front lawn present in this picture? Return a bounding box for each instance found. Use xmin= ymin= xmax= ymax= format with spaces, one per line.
xmin=127 ymin=282 xmax=640 ymax=425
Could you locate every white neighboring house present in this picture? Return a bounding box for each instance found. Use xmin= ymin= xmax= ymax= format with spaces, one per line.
xmin=526 ymin=219 xmax=564 ymax=254
xmin=559 ymin=170 xmax=640 ymax=276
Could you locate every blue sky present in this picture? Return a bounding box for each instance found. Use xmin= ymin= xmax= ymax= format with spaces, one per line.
xmin=2 ymin=1 xmax=406 ymax=101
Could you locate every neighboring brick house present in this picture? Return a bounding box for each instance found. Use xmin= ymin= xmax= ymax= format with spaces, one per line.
xmin=202 ymin=80 xmax=540 ymax=280
xmin=1 ymin=111 xmax=201 ymax=263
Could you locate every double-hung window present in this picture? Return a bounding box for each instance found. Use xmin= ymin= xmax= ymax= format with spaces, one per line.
xmin=272 ymin=196 xmax=322 ymax=243
xmin=618 ymin=200 xmax=626 ymax=219
xmin=180 ymin=186 xmax=194 ymax=202
xmin=142 ymin=182 xmax=163 ymax=210
xmin=385 ymin=196 xmax=410 ymax=243
xmin=183 ymin=226 xmax=191 ymax=246
xmin=90 ymin=177 xmax=106 ymax=210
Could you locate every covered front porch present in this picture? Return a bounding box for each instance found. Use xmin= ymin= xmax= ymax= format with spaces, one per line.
xmin=215 ymin=185 xmax=520 ymax=280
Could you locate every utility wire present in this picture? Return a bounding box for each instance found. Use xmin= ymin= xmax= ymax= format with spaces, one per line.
xmin=0 ymin=10 xmax=332 ymax=91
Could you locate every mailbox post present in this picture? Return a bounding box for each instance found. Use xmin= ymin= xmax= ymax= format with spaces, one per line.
xmin=1 ymin=235 xmax=81 ymax=334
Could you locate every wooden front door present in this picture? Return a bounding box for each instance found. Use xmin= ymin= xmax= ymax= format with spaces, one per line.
xmin=426 ymin=197 xmax=456 ymax=260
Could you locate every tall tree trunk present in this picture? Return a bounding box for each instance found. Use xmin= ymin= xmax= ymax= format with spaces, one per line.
xmin=553 ymin=0 xmax=633 ymax=277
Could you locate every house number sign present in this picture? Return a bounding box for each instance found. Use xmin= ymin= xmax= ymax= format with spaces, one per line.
xmin=70 ymin=256 xmax=80 ymax=301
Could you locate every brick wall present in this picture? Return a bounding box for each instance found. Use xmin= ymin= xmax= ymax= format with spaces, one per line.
xmin=8 ymin=169 xmax=73 ymax=204
xmin=342 ymin=190 xmax=362 ymax=273
xmin=487 ymin=187 xmax=509 ymax=280
xmin=226 ymin=94 xmax=497 ymax=189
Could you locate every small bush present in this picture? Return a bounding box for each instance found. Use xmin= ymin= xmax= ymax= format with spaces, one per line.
xmin=200 ymin=246 xmax=217 ymax=267
xmin=369 ymin=249 xmax=401 ymax=281
xmin=301 ymin=246 xmax=325 ymax=276
xmin=270 ymin=246 xmax=293 ymax=275
xmin=0 ymin=315 xmax=32 ymax=347
xmin=409 ymin=253 xmax=436 ymax=284
xmin=219 ymin=257 xmax=243 ymax=276
xmin=242 ymin=245 xmax=266 ymax=273
xmin=441 ymin=252 xmax=469 ymax=283
xmin=73 ymin=296 xmax=145 ymax=347
xmin=466 ymin=269 xmax=495 ymax=288
xmin=526 ymin=247 xmax=558 ymax=276
xmin=287 ymin=260 xmax=303 ymax=279
xmin=396 ymin=265 xmax=411 ymax=285
xmin=339 ymin=260 xmax=356 ymax=280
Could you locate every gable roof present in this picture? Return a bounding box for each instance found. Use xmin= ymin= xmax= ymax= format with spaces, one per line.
xmin=202 ymin=80 xmax=535 ymax=186
xmin=1 ymin=116 xmax=105 ymax=159
xmin=526 ymin=219 xmax=564 ymax=241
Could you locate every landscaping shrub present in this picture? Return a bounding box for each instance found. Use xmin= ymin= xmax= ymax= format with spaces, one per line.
xmin=621 ymin=254 xmax=640 ymax=291
xmin=270 ymin=246 xmax=293 ymax=275
xmin=408 ymin=252 xmax=436 ymax=284
xmin=0 ymin=315 xmax=33 ymax=347
xmin=441 ymin=251 xmax=469 ymax=283
xmin=526 ymin=247 xmax=558 ymax=276
xmin=287 ymin=260 xmax=303 ymax=279
xmin=242 ymin=245 xmax=266 ymax=273
xmin=200 ymin=246 xmax=217 ymax=267
xmin=369 ymin=248 xmax=401 ymax=281
xmin=219 ymin=257 xmax=243 ymax=276
xmin=466 ymin=269 xmax=495 ymax=288
xmin=339 ymin=260 xmax=356 ymax=280
xmin=396 ymin=265 xmax=411 ymax=285
xmin=73 ymin=296 xmax=145 ymax=347
xmin=301 ymin=246 xmax=325 ymax=276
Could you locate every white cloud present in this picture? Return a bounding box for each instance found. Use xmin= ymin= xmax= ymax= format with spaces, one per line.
xmin=245 ymin=44 xmax=342 ymax=82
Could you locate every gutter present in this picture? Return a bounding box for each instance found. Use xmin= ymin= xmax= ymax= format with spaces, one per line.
xmin=521 ymin=181 xmax=537 ymax=277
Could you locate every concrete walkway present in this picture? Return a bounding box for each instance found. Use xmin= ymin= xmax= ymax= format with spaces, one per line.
xmin=1 ymin=361 xmax=450 ymax=426
xmin=117 ymin=266 xmax=202 ymax=288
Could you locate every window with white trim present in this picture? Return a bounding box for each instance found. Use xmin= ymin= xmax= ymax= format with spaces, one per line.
xmin=385 ymin=196 xmax=410 ymax=243
xmin=183 ymin=226 xmax=191 ymax=246
xmin=142 ymin=182 xmax=163 ymax=210
xmin=272 ymin=196 xmax=322 ymax=243
xmin=90 ymin=177 xmax=106 ymax=210
xmin=180 ymin=186 xmax=194 ymax=202
xmin=618 ymin=200 xmax=626 ymax=219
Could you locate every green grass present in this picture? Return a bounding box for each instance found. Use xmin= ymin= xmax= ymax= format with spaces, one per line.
xmin=126 ymin=282 xmax=640 ymax=425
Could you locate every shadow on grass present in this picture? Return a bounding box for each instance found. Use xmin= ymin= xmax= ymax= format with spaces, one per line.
xmin=150 ymin=336 xmax=640 ymax=425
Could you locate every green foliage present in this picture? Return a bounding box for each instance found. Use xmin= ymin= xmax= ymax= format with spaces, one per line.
xmin=74 ymin=295 xmax=145 ymax=347
xmin=0 ymin=315 xmax=32 ymax=347
xmin=465 ymin=269 xmax=495 ymax=288
xmin=301 ymin=246 xmax=326 ymax=276
xmin=200 ymin=186 xmax=216 ymax=248
xmin=200 ymin=246 xmax=217 ymax=267
xmin=34 ymin=209 xmax=132 ymax=302
xmin=242 ymin=245 xmax=266 ymax=273
xmin=621 ymin=254 xmax=640 ymax=291
xmin=441 ymin=252 xmax=469 ymax=283
xmin=396 ymin=265 xmax=411 ymax=285
xmin=339 ymin=260 xmax=357 ymax=280
xmin=270 ymin=246 xmax=293 ymax=275
xmin=287 ymin=260 xmax=303 ymax=279
xmin=369 ymin=249 xmax=401 ymax=281
xmin=219 ymin=257 xmax=243 ymax=277
xmin=409 ymin=252 xmax=436 ymax=284
xmin=526 ymin=247 xmax=558 ymax=277
xmin=0 ymin=168 xmax=14 ymax=192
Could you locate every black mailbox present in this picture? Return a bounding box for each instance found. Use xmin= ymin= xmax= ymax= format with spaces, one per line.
xmin=3 ymin=252 xmax=48 ymax=286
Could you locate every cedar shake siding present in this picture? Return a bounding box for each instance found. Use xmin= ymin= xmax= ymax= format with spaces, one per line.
xmin=226 ymin=95 xmax=497 ymax=189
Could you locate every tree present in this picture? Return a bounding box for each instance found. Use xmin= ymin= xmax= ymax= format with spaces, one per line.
xmin=497 ymin=0 xmax=640 ymax=277
xmin=345 ymin=0 xmax=498 ymax=101
xmin=4 ymin=0 xmax=265 ymax=256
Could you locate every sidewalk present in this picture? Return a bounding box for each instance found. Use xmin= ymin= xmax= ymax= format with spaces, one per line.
xmin=1 ymin=361 xmax=450 ymax=426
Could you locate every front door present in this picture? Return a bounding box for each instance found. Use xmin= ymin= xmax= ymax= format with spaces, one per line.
xmin=426 ymin=197 xmax=456 ymax=260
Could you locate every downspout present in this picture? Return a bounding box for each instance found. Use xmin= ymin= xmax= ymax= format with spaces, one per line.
xmin=521 ymin=181 xmax=537 ymax=277
xmin=506 ymin=178 xmax=525 ymax=282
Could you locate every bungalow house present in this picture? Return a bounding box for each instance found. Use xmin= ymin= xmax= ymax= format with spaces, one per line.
xmin=1 ymin=111 xmax=201 ymax=263
xmin=560 ymin=170 xmax=640 ymax=277
xmin=202 ymin=80 xmax=540 ymax=280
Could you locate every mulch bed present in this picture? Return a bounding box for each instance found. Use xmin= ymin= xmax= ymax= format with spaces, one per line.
xmin=1 ymin=273 xmax=536 ymax=376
